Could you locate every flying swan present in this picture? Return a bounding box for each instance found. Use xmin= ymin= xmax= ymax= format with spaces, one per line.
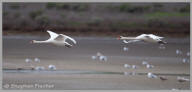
xmin=117 ymin=34 xmax=167 ymax=44
xmin=31 ymin=30 xmax=77 ymax=47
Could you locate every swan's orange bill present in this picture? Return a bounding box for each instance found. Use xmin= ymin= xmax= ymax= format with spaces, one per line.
xmin=30 ymin=40 xmax=33 ymax=44
xmin=117 ymin=36 xmax=121 ymax=40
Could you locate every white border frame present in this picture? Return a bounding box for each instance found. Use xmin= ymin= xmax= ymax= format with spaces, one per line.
xmin=0 ymin=0 xmax=191 ymax=91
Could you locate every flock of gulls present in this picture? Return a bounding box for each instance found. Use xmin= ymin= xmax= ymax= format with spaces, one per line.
xmin=25 ymin=58 xmax=56 ymax=71
xmin=22 ymin=30 xmax=189 ymax=89
xmin=91 ymin=52 xmax=108 ymax=62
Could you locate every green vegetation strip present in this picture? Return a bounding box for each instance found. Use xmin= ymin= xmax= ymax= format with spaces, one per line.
xmin=146 ymin=12 xmax=190 ymax=18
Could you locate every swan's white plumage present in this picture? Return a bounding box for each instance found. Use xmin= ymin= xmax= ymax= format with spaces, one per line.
xmin=47 ymin=30 xmax=59 ymax=41
xmin=32 ymin=30 xmax=76 ymax=47
xmin=123 ymin=40 xmax=140 ymax=43
xmin=148 ymin=34 xmax=164 ymax=39
xmin=118 ymin=34 xmax=166 ymax=44
xmin=59 ymin=34 xmax=77 ymax=44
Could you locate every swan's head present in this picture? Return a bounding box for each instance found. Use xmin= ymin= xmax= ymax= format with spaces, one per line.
xmin=30 ymin=40 xmax=35 ymax=44
xmin=117 ymin=36 xmax=123 ymax=40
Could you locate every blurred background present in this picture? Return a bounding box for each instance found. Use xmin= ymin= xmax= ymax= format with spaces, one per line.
xmin=3 ymin=3 xmax=190 ymax=90
xmin=3 ymin=3 xmax=190 ymax=37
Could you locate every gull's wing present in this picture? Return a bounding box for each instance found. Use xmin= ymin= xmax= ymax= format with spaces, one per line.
xmin=58 ymin=34 xmax=77 ymax=44
xmin=123 ymin=40 xmax=141 ymax=43
xmin=47 ymin=30 xmax=59 ymax=41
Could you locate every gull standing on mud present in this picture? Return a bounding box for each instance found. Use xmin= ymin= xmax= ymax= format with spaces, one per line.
xmin=186 ymin=52 xmax=190 ymax=56
xmin=123 ymin=47 xmax=129 ymax=51
xmin=124 ymin=64 xmax=131 ymax=69
xmin=34 ymin=57 xmax=40 ymax=63
xmin=91 ymin=52 xmax=107 ymax=62
xmin=117 ymin=34 xmax=166 ymax=44
xmin=142 ymin=61 xmax=148 ymax=65
xmin=35 ymin=66 xmax=45 ymax=71
xmin=48 ymin=65 xmax=57 ymax=70
xmin=25 ymin=58 xmax=32 ymax=63
xmin=31 ymin=30 xmax=77 ymax=48
xmin=177 ymin=76 xmax=190 ymax=83
xmin=146 ymin=64 xmax=154 ymax=69
xmin=25 ymin=58 xmax=34 ymax=69
xmin=147 ymin=72 xmax=158 ymax=78
xmin=159 ymin=76 xmax=168 ymax=81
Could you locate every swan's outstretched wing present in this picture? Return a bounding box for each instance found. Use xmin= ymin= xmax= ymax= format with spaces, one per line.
xmin=65 ymin=35 xmax=77 ymax=44
xmin=54 ymin=35 xmax=65 ymax=41
xmin=56 ymin=34 xmax=76 ymax=44
xmin=123 ymin=40 xmax=141 ymax=43
xmin=148 ymin=34 xmax=164 ymax=39
xmin=47 ymin=30 xmax=59 ymax=41
xmin=157 ymin=36 xmax=164 ymax=39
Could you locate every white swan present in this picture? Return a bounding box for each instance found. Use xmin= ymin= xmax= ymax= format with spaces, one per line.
xmin=117 ymin=34 xmax=166 ymax=44
xmin=31 ymin=30 xmax=77 ymax=47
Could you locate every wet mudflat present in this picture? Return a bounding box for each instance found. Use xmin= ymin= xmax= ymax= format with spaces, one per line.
xmin=3 ymin=36 xmax=190 ymax=90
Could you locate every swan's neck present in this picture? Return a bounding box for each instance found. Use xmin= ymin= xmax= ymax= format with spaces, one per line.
xmin=33 ymin=40 xmax=50 ymax=43
xmin=121 ymin=37 xmax=136 ymax=40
